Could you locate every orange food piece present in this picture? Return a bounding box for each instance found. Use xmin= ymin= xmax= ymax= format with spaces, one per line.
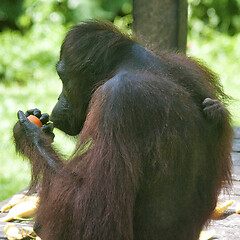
xmin=27 ymin=115 xmax=42 ymax=127
xmin=210 ymin=200 xmax=234 ymax=219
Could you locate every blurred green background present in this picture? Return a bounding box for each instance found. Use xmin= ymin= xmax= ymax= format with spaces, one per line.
xmin=0 ymin=0 xmax=239 ymax=201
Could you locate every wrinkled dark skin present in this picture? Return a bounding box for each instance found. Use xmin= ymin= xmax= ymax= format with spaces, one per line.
xmin=17 ymin=109 xmax=54 ymax=142
xmin=202 ymin=98 xmax=228 ymax=123
xmin=14 ymin=109 xmax=59 ymax=173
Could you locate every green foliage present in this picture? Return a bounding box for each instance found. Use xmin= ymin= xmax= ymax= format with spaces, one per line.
xmin=0 ymin=0 xmax=132 ymax=32
xmin=0 ymin=0 xmax=72 ymax=84
xmin=0 ymin=23 xmax=65 ymax=84
xmin=114 ymin=14 xmax=133 ymax=35
xmin=0 ymin=0 xmax=24 ymax=31
xmin=0 ymin=0 xmax=132 ymax=85
xmin=189 ymin=0 xmax=240 ymax=35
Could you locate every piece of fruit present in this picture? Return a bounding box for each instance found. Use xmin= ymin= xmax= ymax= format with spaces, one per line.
xmin=27 ymin=115 xmax=42 ymax=127
xmin=21 ymin=226 xmax=37 ymax=238
xmin=210 ymin=200 xmax=234 ymax=219
xmin=236 ymin=203 xmax=240 ymax=214
xmin=4 ymin=223 xmax=22 ymax=240
xmin=1 ymin=194 xmax=25 ymax=213
xmin=199 ymin=230 xmax=215 ymax=240
xmin=1 ymin=195 xmax=39 ymax=213
xmin=0 ymin=196 xmax=39 ymax=222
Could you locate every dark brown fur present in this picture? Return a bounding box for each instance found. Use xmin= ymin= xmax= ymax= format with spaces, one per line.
xmin=13 ymin=21 xmax=233 ymax=240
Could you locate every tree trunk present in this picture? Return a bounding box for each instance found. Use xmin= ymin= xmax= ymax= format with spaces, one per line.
xmin=132 ymin=0 xmax=188 ymax=53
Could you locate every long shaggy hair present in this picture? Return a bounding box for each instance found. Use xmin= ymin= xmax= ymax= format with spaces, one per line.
xmin=14 ymin=21 xmax=233 ymax=240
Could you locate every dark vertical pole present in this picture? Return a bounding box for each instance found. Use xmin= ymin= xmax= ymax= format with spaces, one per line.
xmin=132 ymin=0 xmax=188 ymax=53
